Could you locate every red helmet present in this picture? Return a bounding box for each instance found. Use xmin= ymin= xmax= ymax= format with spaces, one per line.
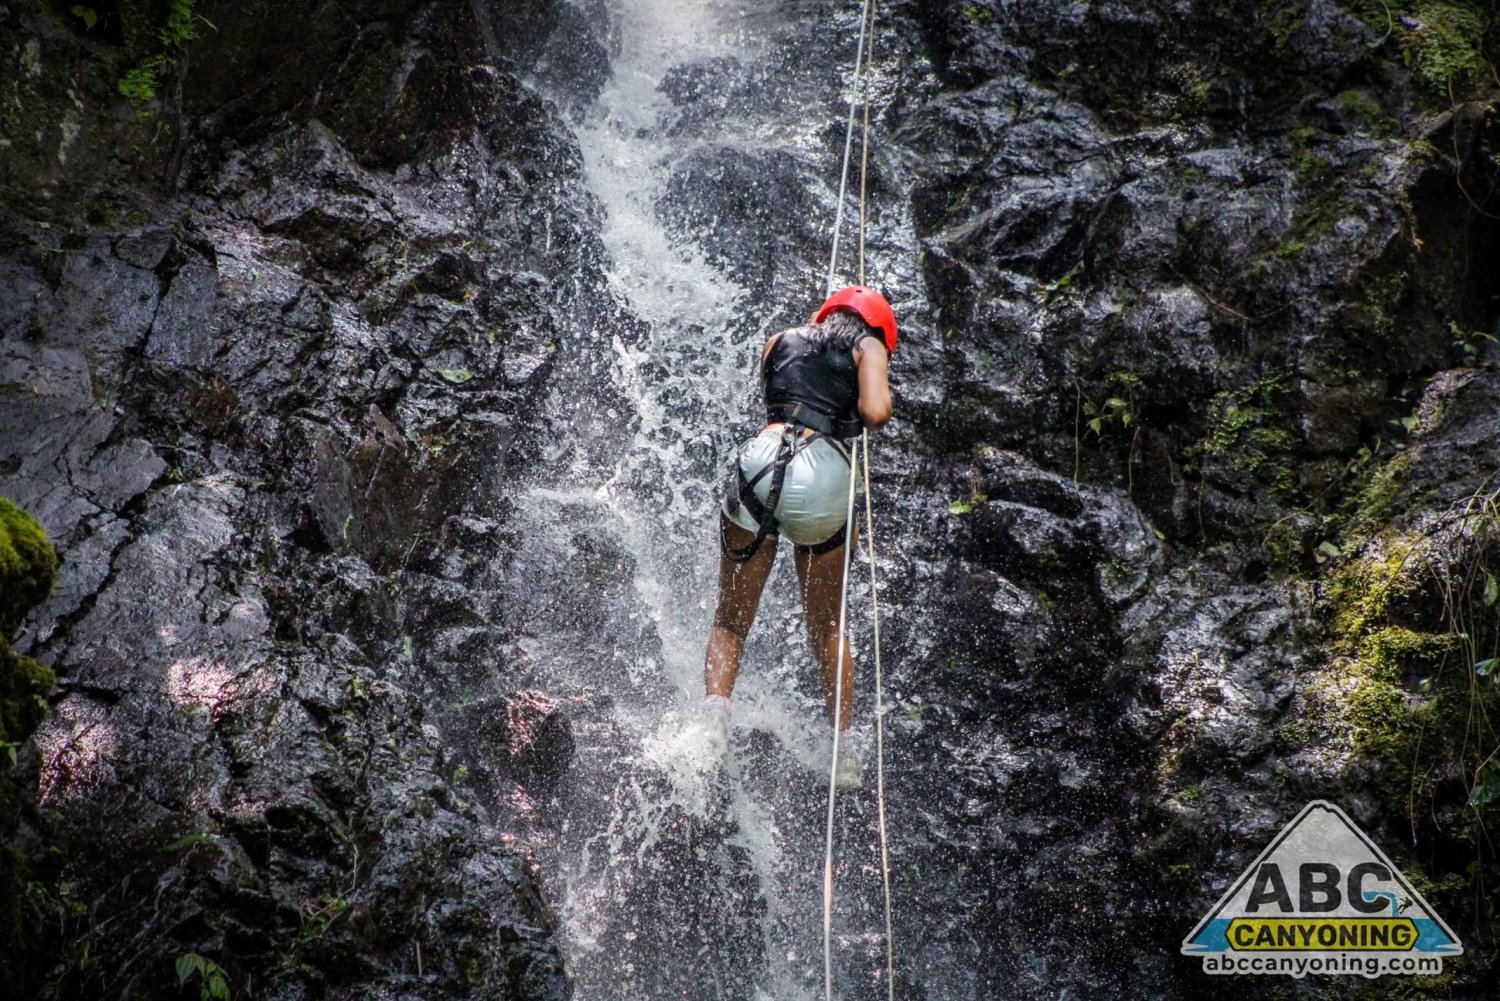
xmin=814 ymin=285 xmax=898 ymax=355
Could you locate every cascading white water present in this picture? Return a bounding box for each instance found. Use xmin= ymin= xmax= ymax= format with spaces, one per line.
xmin=498 ymin=1 xmax=891 ymax=999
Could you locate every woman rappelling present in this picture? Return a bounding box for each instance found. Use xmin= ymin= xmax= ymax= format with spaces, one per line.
xmin=700 ymin=285 xmax=896 ymax=789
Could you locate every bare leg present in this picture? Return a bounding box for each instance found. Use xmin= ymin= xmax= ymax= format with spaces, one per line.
xmin=704 ymin=516 xmax=777 ymax=699
xmin=794 ymin=520 xmax=859 ymax=731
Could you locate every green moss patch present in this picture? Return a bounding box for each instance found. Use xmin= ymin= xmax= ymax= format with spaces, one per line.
xmin=0 ymin=498 xmax=58 ymax=637
xmin=1402 ymin=1 xmax=1493 ymax=102
xmin=1301 ymin=508 xmax=1500 ymax=981
xmin=1199 ymin=368 xmax=1299 ymax=503
xmin=1345 ymin=0 xmax=1496 ymax=104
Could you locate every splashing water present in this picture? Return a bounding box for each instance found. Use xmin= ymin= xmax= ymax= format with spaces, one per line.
xmin=494 ymin=1 xmax=896 ymax=998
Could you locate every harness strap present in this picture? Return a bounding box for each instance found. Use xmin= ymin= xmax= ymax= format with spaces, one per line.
xmin=805 ymin=522 xmax=847 ymax=555
xmin=722 ymin=424 xmax=852 ymax=562
xmin=722 ymin=426 xmax=796 ymax=562
xmin=767 ymin=400 xmax=863 ymax=441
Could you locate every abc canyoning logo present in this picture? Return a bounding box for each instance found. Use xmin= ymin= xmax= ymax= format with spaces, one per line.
xmin=1182 ymin=801 xmax=1463 ymax=977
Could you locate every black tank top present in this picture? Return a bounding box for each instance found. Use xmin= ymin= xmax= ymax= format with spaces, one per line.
xmin=761 ymin=325 xmax=874 ymax=438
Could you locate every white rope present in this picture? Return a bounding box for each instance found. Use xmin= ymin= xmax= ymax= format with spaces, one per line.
xmin=824 ymin=0 xmax=874 ymax=297
xmin=822 ymin=1 xmax=895 ymax=999
xmin=821 ymin=0 xmax=870 ymax=985
xmin=862 ymin=429 xmax=895 ymax=1001
xmin=855 ymin=0 xmax=875 ymax=288
xmin=853 ymin=6 xmax=896 ymax=992
xmin=822 ymin=442 xmax=860 ymax=1001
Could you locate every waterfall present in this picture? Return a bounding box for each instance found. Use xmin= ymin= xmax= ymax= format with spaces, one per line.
xmin=490 ymin=1 xmax=898 ymax=998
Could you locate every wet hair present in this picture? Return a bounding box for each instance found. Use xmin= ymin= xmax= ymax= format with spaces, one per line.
xmin=807 ymin=308 xmax=882 ymax=351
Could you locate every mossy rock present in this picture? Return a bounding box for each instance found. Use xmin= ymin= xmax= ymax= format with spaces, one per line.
xmin=0 ymin=646 xmax=55 ymax=766
xmin=1343 ymin=0 xmax=1497 ymax=105
xmin=1302 ymin=517 xmax=1500 ymax=986
xmin=0 ymin=499 xmax=57 ymax=992
xmin=0 ymin=498 xmax=58 ymax=638
xmin=0 ymin=496 xmax=57 ymax=788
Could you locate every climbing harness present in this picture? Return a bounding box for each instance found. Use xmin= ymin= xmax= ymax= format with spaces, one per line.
xmin=722 ymin=422 xmax=851 ymax=562
xmin=722 ymin=319 xmax=875 ymax=561
xmin=766 ymin=400 xmax=864 ymax=440
xmin=821 ymin=1 xmax=896 ymax=1000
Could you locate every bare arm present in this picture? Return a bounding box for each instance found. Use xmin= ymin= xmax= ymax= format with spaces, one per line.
xmin=854 ymin=338 xmax=892 ymax=428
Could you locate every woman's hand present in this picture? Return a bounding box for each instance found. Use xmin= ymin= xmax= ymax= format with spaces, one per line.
xmin=855 ymin=339 xmax=892 ymax=428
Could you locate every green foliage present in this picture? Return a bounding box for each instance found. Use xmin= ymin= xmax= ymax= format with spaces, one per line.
xmin=298 ymin=891 xmax=352 ymax=941
xmin=176 ymin=952 xmax=231 ymax=1001
xmin=117 ymin=65 xmax=158 ymax=108
xmin=1333 ymin=87 xmax=1381 ymax=121
xmin=1158 ymin=860 xmax=1197 ymax=891
xmin=1470 ymin=762 xmax=1500 ymax=805
xmin=947 ymin=492 xmax=987 ymax=516
xmin=160 ymin=0 xmax=200 ymax=48
xmin=1341 ymin=451 xmax=1412 ymax=543
xmin=1333 ymin=88 xmax=1394 ymax=134
xmin=1402 ymin=1 xmax=1491 ymax=101
xmin=166 ymin=832 xmax=222 ymax=852
xmin=964 ymin=4 xmax=993 ymax=25
xmin=1083 ymin=370 xmax=1142 ymax=437
xmin=1087 ymin=397 xmax=1131 ymax=435
xmin=69 ymin=5 xmax=96 ymax=30
xmin=1390 ymin=413 xmax=1419 ymax=435
xmin=1041 ymin=259 xmax=1085 ymax=303
xmin=1346 ymin=0 xmax=1495 ymax=103
xmin=117 ymin=0 xmax=201 ymax=113
xmin=1451 ymin=319 xmax=1498 ymax=365
xmin=0 ymin=498 xmax=57 ymax=638
xmin=1166 ymin=60 xmax=1214 ymax=110
xmin=1262 ymin=0 xmax=1314 ymax=55
xmin=1281 ymin=126 xmax=1358 ymax=249
xmin=1073 ymin=370 xmax=1147 ymax=489
xmin=1200 ymin=369 xmax=1297 ymax=500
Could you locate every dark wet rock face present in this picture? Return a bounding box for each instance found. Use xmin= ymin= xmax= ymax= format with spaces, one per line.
xmin=1 ymin=0 xmax=603 ymax=996
xmin=858 ymin=2 xmax=1500 ymax=997
xmin=626 ymin=0 xmax=1499 ymax=997
xmin=3 ymin=0 xmax=1499 ymax=998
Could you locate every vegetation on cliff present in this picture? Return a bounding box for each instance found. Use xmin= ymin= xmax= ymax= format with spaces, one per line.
xmin=0 ymin=499 xmax=57 ymax=989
